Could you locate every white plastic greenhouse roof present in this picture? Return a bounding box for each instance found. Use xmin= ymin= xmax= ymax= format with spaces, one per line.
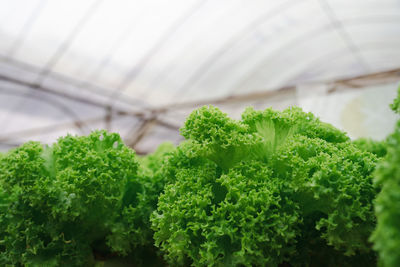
xmin=0 ymin=0 xmax=399 ymax=153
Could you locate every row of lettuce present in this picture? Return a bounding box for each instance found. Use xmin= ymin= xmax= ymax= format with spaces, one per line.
xmin=0 ymin=91 xmax=399 ymax=266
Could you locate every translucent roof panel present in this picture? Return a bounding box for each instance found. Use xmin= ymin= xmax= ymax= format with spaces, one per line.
xmin=0 ymin=0 xmax=399 ymax=152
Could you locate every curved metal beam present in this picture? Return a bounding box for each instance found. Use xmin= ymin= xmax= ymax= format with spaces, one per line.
xmin=108 ymin=0 xmax=207 ymax=104
xmin=145 ymin=0 xmax=304 ymax=101
xmin=230 ymin=16 xmax=400 ymax=94
xmin=285 ymin=42 xmax=400 ymax=86
xmin=6 ymin=0 xmax=48 ymax=57
xmin=154 ymin=67 xmax=400 ymax=111
xmin=0 ymin=54 xmax=150 ymax=110
xmin=0 ymin=87 xmax=85 ymax=133
xmin=318 ymin=0 xmax=371 ymax=72
xmin=156 ymin=16 xmax=400 ymax=108
xmin=35 ymin=0 xmax=104 ymax=85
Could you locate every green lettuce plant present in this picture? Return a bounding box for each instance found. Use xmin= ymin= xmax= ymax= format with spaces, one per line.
xmin=152 ymin=105 xmax=378 ymax=266
xmin=0 ymin=131 xmax=142 ymax=266
xmin=371 ymin=87 xmax=400 ymax=267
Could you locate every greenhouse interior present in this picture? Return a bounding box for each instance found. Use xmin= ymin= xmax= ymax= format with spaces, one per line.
xmin=0 ymin=0 xmax=399 ymax=266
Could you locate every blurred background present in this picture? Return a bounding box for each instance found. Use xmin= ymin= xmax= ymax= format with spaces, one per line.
xmin=0 ymin=0 xmax=399 ymax=154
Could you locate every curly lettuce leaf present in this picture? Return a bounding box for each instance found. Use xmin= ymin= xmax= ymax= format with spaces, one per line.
xmin=371 ymin=123 xmax=400 ymax=267
xmin=0 ymin=131 xmax=141 ymax=266
xmin=152 ymin=159 xmax=300 ymax=266
xmin=274 ymin=136 xmax=377 ymax=258
xmin=353 ymin=138 xmax=387 ymax=158
xmin=107 ymin=142 xmax=175 ymax=263
xmin=390 ymin=86 xmax=400 ymax=114
xmin=180 ymin=105 xmax=261 ymax=170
